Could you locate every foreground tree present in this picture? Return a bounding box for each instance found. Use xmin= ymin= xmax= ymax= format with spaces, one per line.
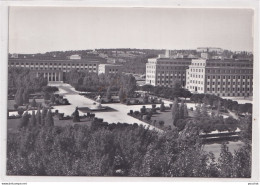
xmin=19 ymin=111 xmax=30 ymax=128
xmin=218 ymin=143 xmax=234 ymax=177
xmin=36 ymin=106 xmax=41 ymax=125
xmin=29 ymin=110 xmax=37 ymax=127
xmin=45 ymin=109 xmax=54 ymax=127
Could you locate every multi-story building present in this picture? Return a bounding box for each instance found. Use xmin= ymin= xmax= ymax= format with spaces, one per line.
xmin=8 ymin=58 xmax=100 ymax=81
xmin=197 ymin=47 xmax=223 ymax=54
xmin=98 ymin=64 xmax=123 ymax=75
xmin=146 ymin=58 xmax=192 ymax=87
xmin=186 ymin=59 xmax=253 ymax=97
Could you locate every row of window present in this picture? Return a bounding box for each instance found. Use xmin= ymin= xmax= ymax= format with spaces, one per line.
xmin=206 ymin=69 xmax=252 ymax=74
xmin=10 ymin=65 xmax=96 ymax=71
xmin=207 ymin=75 xmax=252 ymax=79
xmin=187 ymin=86 xmax=252 ymax=92
xmin=157 ymin=66 xmax=187 ymax=70
xmin=10 ymin=62 xmax=97 ymax=66
xmin=190 ymin=74 xmax=204 ymax=78
xmin=206 ymin=63 xmax=252 ymax=67
xmin=206 ymin=87 xmax=251 ymax=92
xmin=207 ymin=81 xmax=251 ymax=85
xmin=190 ymin=68 xmax=204 ymax=72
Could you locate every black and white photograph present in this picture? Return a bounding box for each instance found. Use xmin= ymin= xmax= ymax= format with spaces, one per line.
xmin=1 ymin=4 xmax=259 ymax=181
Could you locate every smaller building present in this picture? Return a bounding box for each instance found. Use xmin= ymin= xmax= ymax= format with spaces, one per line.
xmin=69 ymin=54 xmax=81 ymax=60
xmin=98 ymin=64 xmax=123 ymax=75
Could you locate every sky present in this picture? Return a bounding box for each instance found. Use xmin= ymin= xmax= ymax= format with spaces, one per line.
xmin=9 ymin=7 xmax=254 ymax=53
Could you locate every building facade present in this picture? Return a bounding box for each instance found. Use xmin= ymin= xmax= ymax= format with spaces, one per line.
xmin=146 ymin=58 xmax=192 ymax=87
xmin=98 ymin=64 xmax=123 ymax=75
xmin=8 ymin=58 xmax=100 ymax=81
xmin=186 ymin=59 xmax=253 ymax=97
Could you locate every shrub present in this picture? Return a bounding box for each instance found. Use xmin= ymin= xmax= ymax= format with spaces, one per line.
xmin=17 ymin=108 xmax=24 ymax=116
xmin=190 ymin=107 xmax=193 ymax=111
xmin=129 ymin=110 xmax=133 ymax=115
xmin=175 ymin=119 xmax=186 ymax=131
xmin=13 ymin=104 xmax=18 ymax=110
xmin=58 ymin=113 xmax=64 ymax=120
xmin=146 ymin=115 xmax=151 ymax=121
xmin=160 ymin=102 xmax=165 ymax=112
xmin=159 ymin=120 xmax=165 ymax=127
xmin=140 ymin=106 xmax=146 ymax=114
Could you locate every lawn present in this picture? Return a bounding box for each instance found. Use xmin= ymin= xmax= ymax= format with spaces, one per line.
xmin=150 ymin=109 xmax=196 ymax=128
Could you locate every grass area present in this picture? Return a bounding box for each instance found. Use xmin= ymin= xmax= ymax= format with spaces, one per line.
xmin=150 ymin=109 xmax=196 ymax=128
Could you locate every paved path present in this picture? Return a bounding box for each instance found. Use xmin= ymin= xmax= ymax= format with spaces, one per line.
xmin=50 ymin=82 xmax=161 ymax=131
xmin=227 ymin=109 xmax=239 ymax=120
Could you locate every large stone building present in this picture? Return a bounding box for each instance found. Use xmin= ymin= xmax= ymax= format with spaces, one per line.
xmin=185 ymin=59 xmax=253 ymax=97
xmin=98 ymin=64 xmax=123 ymax=75
xmin=146 ymin=58 xmax=192 ymax=87
xmin=8 ymin=58 xmax=100 ymax=81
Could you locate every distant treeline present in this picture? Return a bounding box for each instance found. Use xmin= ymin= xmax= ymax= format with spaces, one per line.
xmin=64 ymin=70 xmax=136 ymax=97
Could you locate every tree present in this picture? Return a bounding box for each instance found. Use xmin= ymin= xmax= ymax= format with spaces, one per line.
xmin=216 ymin=100 xmax=221 ymax=117
xmin=44 ymin=92 xmax=51 ymax=100
xmin=73 ymin=107 xmax=80 ymax=122
xmin=36 ymin=106 xmax=41 ymax=125
xmin=41 ymin=107 xmax=48 ymax=126
xmin=106 ymin=86 xmax=112 ymax=100
xmin=22 ymin=89 xmax=29 ymax=104
xmin=172 ymin=81 xmax=182 ymax=98
xmin=13 ymin=104 xmax=18 ymax=110
xmin=233 ymin=143 xmax=251 ymax=178
xmin=15 ymin=88 xmax=24 ymax=106
xmin=202 ymin=96 xmax=209 ymax=105
xmin=201 ymin=103 xmax=208 ymax=117
xmin=172 ymin=99 xmax=179 ymax=126
xmin=218 ymin=143 xmax=234 ymax=177
xmin=31 ymin=98 xmax=37 ymax=108
xmin=30 ymin=110 xmax=36 ymax=127
xmin=194 ymin=104 xmax=202 ymax=117
xmin=179 ymin=101 xmax=185 ymax=119
xmin=160 ymin=102 xmax=165 ymax=112
xmin=181 ymin=89 xmax=192 ymax=100
xmin=19 ymin=111 xmax=30 ymax=128
xmin=143 ymin=94 xmax=148 ymax=104
xmin=125 ymin=75 xmax=136 ymax=97
xmin=45 ymin=109 xmax=54 ymax=127
xmin=159 ymin=120 xmax=165 ymax=127
xmin=50 ymin=94 xmax=55 ymax=104
xmin=118 ymin=87 xmax=125 ymax=103
xmin=17 ymin=108 xmax=24 ymax=117
xmin=183 ymin=104 xmax=189 ymax=118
